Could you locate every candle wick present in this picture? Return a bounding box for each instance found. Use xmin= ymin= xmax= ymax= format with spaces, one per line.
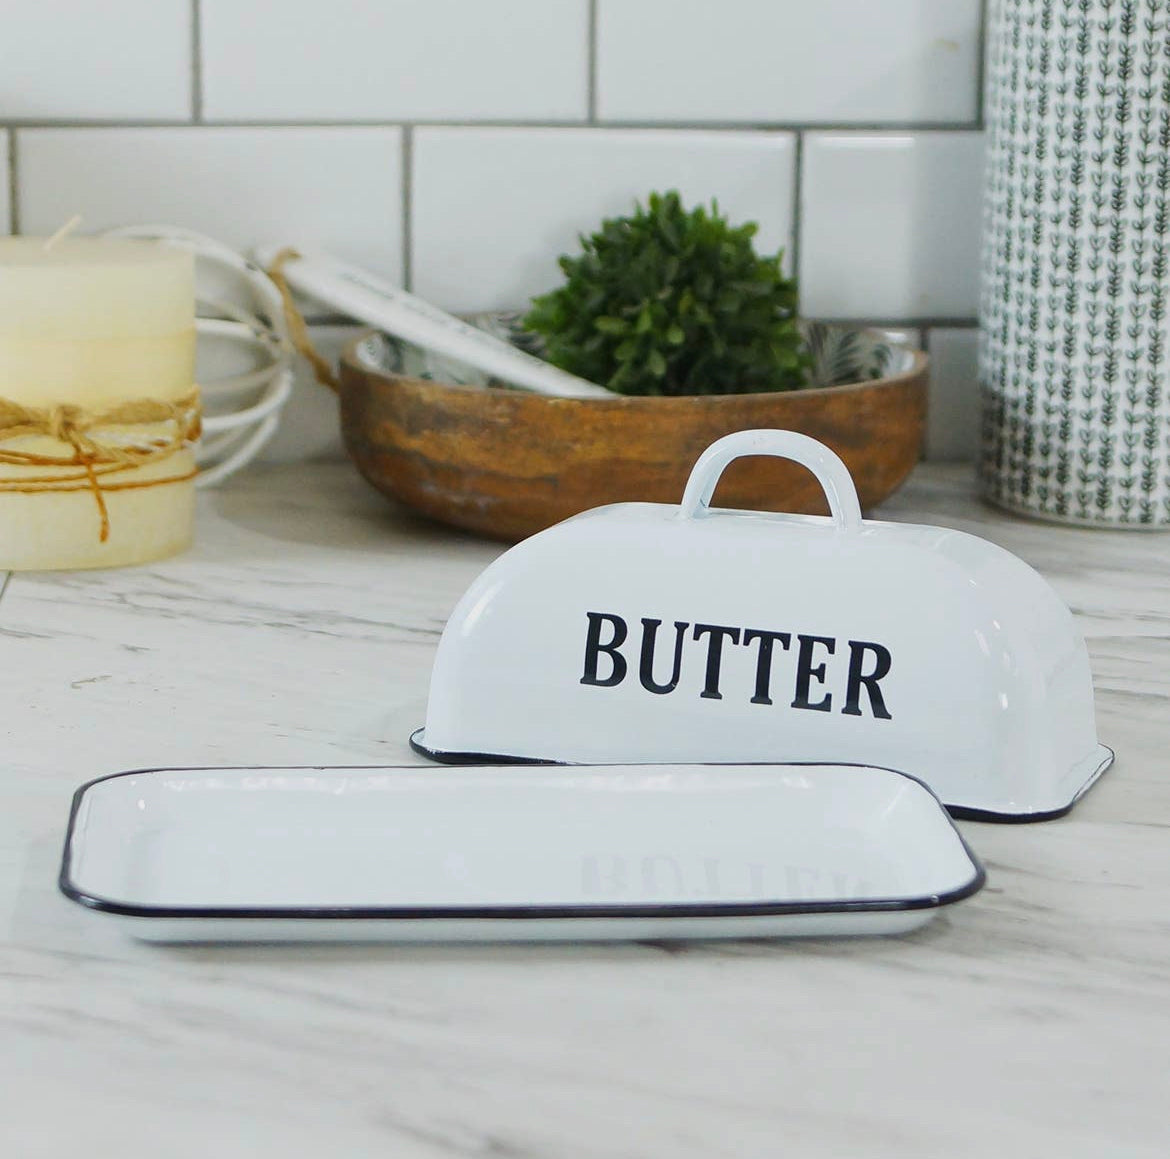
xmin=43 ymin=215 xmax=83 ymax=252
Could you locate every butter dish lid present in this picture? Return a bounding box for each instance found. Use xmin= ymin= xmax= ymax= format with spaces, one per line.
xmin=59 ymin=762 xmax=984 ymax=943
xmin=415 ymin=429 xmax=1113 ymax=821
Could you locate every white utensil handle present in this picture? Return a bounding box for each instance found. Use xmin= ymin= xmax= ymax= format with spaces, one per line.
xmin=678 ymin=429 xmax=863 ymax=531
xmin=251 ymin=246 xmax=613 ymax=399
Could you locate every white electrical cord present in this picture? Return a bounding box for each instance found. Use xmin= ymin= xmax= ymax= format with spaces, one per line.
xmin=102 ymin=225 xmax=295 ymax=487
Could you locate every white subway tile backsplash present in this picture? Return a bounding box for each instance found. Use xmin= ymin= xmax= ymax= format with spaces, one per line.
xmin=0 ymin=2 xmax=993 ymax=461
xmin=201 ymin=0 xmax=588 ymax=122
xmin=799 ymin=132 xmax=985 ymax=321
xmin=597 ymin=0 xmax=981 ymax=125
xmin=18 ymin=128 xmax=403 ymax=283
xmin=0 ymin=1 xmax=190 ymax=121
xmin=926 ymin=327 xmax=981 ymax=461
xmin=412 ymin=127 xmax=796 ymax=314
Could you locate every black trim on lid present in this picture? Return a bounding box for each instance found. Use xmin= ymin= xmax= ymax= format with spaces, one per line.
xmin=409 ymin=728 xmax=555 ymax=766
xmin=409 ymin=729 xmax=1116 ymax=825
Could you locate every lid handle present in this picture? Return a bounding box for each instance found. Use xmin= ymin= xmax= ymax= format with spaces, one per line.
xmin=678 ymin=429 xmax=863 ymax=531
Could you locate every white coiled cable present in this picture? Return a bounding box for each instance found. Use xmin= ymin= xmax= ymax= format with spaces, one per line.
xmin=102 ymin=225 xmax=295 ymax=487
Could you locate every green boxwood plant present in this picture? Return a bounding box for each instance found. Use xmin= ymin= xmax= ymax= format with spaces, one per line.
xmin=523 ymin=191 xmax=809 ymax=396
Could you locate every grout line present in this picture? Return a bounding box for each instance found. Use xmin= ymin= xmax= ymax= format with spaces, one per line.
xmin=587 ymin=0 xmax=598 ymax=123
xmin=915 ymin=319 xmax=980 ymax=332
xmin=0 ymin=117 xmax=988 ymax=133
xmin=0 ymin=119 xmax=199 ymax=131
xmin=191 ymin=0 xmax=204 ymax=122
xmin=401 ymin=125 xmax=413 ymax=291
xmin=6 ymin=131 xmax=17 ymax=234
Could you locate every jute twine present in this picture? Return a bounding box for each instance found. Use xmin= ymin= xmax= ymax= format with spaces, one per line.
xmin=0 ymin=390 xmax=202 ymax=542
xmin=266 ymin=248 xmax=342 ymax=393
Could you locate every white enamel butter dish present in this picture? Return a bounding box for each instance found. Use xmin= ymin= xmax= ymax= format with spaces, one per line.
xmin=59 ymin=764 xmax=983 ymax=943
xmin=413 ymin=429 xmax=1113 ymax=821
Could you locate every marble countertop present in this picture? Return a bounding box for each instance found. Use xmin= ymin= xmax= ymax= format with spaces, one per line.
xmin=2 ymin=462 xmax=1168 ymax=1158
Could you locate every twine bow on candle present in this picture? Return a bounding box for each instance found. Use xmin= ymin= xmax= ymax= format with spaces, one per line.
xmin=0 ymin=391 xmax=202 ymax=542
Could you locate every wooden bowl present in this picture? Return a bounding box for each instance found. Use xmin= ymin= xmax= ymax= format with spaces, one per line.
xmin=338 ymin=322 xmax=928 ymax=541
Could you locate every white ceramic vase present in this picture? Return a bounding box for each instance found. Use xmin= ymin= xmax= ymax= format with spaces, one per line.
xmin=981 ymin=0 xmax=1170 ymax=526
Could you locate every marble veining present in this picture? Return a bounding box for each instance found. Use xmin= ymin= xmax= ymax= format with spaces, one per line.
xmin=1 ymin=462 xmax=1168 ymax=1158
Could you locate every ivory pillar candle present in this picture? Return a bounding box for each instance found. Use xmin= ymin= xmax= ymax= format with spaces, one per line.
xmin=0 ymin=237 xmax=198 ymax=569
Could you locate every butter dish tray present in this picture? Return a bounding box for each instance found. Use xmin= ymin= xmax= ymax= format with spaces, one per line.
xmin=413 ymin=428 xmax=1114 ymax=821
xmin=59 ymin=764 xmax=984 ymax=943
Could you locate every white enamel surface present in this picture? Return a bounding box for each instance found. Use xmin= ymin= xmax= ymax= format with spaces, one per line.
xmin=3 ymin=461 xmax=1168 ymax=1157
xmin=62 ymin=763 xmax=978 ymax=942
xmin=106 ymin=910 xmax=934 ymax=945
xmin=678 ymin=430 xmax=862 ymax=530
xmin=424 ymin=434 xmax=1107 ymax=817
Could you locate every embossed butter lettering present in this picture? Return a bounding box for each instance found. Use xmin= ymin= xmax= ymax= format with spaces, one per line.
xmin=582 ymin=612 xmax=627 ymax=687
xmin=742 ymin=628 xmax=792 ymax=705
xmin=692 ymin=623 xmax=741 ymax=699
xmin=581 ymin=612 xmax=893 ymax=719
xmin=638 ymin=617 xmax=688 ymax=694
xmin=843 ymin=640 xmax=893 ymax=720
xmin=791 ymin=634 xmax=835 ymax=712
